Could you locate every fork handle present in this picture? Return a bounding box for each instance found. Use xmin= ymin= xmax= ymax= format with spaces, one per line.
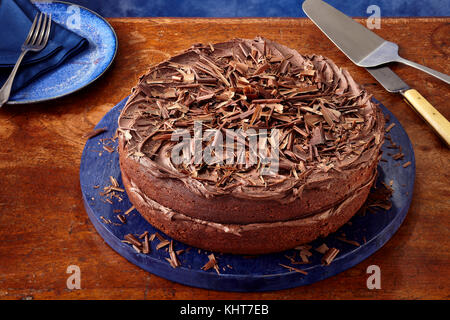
xmin=0 ymin=50 xmax=29 ymax=107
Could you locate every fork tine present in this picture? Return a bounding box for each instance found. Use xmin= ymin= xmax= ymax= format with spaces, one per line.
xmin=41 ymin=14 xmax=52 ymax=47
xmin=35 ymin=13 xmax=48 ymax=46
xmin=30 ymin=12 xmax=44 ymax=45
xmin=23 ymin=13 xmax=39 ymax=46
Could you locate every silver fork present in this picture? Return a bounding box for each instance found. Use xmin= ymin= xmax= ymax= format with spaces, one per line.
xmin=0 ymin=13 xmax=52 ymax=107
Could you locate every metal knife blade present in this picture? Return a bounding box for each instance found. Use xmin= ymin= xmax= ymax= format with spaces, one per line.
xmin=365 ymin=66 xmax=410 ymax=93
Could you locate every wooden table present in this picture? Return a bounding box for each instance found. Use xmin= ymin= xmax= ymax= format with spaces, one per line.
xmin=0 ymin=18 xmax=448 ymax=300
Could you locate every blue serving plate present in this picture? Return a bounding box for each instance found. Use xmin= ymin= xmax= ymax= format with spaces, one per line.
xmin=80 ymin=97 xmax=415 ymax=292
xmin=8 ymin=1 xmax=117 ymax=104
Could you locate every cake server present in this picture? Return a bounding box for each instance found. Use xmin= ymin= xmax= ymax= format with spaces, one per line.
xmin=303 ymin=0 xmax=450 ymax=147
xmin=302 ymin=0 xmax=450 ymax=84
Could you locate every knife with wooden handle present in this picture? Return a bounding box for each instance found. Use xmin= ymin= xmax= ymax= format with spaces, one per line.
xmin=367 ymin=67 xmax=450 ymax=147
xmin=303 ymin=0 xmax=450 ymax=147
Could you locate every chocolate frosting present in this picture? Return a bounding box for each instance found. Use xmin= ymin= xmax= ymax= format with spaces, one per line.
xmin=118 ymin=37 xmax=384 ymax=203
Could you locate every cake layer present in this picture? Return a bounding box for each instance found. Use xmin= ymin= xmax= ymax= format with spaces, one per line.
xmin=121 ymin=168 xmax=375 ymax=254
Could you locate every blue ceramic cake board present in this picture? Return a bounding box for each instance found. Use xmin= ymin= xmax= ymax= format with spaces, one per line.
xmin=80 ymin=97 xmax=415 ymax=292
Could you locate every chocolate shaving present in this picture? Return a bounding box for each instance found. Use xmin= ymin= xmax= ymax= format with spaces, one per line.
xmin=201 ymin=253 xmax=220 ymax=274
xmin=168 ymin=241 xmax=180 ymax=268
xmin=100 ymin=216 xmax=111 ymax=224
xmin=392 ymin=152 xmax=404 ymax=160
xmin=84 ymin=127 xmax=107 ymax=139
xmin=142 ymin=234 xmax=150 ymax=254
xmin=103 ymin=145 xmax=115 ymax=153
xmin=310 ymin=126 xmax=325 ymax=145
xmin=156 ymin=240 xmax=170 ymax=250
xmin=279 ymin=263 xmax=308 ymax=275
xmin=110 ymin=176 xmax=119 ymax=187
xmin=139 ymin=231 xmax=149 ymax=239
xmin=385 ymin=123 xmax=395 ymax=133
xmin=124 ymin=234 xmax=142 ymax=248
xmin=322 ymin=247 xmax=339 ymax=265
xmin=124 ymin=205 xmax=135 ymax=215
xmin=402 ymin=161 xmax=411 ymax=168
xmin=117 ymin=214 xmax=126 ymax=224
xmin=336 ymin=237 xmax=360 ymax=247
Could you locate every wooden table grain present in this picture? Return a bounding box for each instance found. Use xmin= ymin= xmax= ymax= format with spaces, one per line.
xmin=0 ymin=18 xmax=449 ymax=300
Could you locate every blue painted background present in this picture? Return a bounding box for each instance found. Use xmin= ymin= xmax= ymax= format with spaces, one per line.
xmin=68 ymin=0 xmax=450 ymax=17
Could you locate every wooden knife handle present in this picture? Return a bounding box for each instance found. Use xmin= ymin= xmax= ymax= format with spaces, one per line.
xmin=402 ymin=89 xmax=450 ymax=147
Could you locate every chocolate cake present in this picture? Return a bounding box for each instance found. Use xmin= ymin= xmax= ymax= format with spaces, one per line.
xmin=118 ymin=37 xmax=385 ymax=254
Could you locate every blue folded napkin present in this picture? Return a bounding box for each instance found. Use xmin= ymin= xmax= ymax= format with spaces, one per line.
xmin=0 ymin=0 xmax=88 ymax=93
